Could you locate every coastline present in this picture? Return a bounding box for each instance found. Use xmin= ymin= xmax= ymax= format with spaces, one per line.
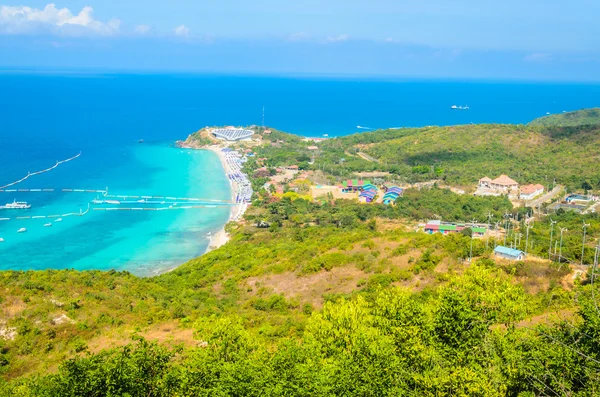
xmin=177 ymin=142 xmax=249 ymax=254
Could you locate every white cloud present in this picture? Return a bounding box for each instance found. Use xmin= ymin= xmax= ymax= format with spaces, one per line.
xmin=0 ymin=3 xmax=120 ymax=36
xmin=524 ymin=53 xmax=552 ymax=62
xmin=134 ymin=24 xmax=151 ymax=34
xmin=325 ymin=34 xmax=349 ymax=43
xmin=173 ymin=24 xmax=190 ymax=37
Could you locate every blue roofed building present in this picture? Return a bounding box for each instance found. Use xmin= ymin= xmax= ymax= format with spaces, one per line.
xmin=494 ymin=246 xmax=525 ymax=261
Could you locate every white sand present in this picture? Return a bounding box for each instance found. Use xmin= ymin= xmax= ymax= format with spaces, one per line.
xmin=204 ymin=146 xmax=249 ymax=254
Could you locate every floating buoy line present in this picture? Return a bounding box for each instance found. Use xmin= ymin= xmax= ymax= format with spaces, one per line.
xmin=0 ymin=152 xmax=237 ymax=241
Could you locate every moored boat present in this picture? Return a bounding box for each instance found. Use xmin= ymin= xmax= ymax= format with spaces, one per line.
xmin=17 ymin=228 xmax=27 ymax=233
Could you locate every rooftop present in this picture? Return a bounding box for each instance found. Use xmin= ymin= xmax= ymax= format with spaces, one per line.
xmin=494 ymin=246 xmax=525 ymax=257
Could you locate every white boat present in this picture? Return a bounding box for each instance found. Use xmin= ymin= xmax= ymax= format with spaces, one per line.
xmin=451 ymin=105 xmax=469 ymax=110
xmin=1 ymin=199 xmax=31 ymax=209
xmin=17 ymin=228 xmax=27 ymax=233
xmin=92 ymin=199 xmax=104 ymax=204
xmin=323 ymin=134 xmax=329 ymax=137
xmin=55 ymin=218 xmax=63 ymax=222
xmin=0 ymin=238 xmax=4 ymax=242
xmin=546 ymin=112 xmax=551 ymax=115
xmin=44 ymin=223 xmax=52 ymax=227
xmin=105 ymin=200 xmax=121 ymax=205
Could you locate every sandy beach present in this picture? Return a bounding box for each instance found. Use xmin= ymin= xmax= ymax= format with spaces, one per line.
xmin=204 ymin=145 xmax=249 ymax=253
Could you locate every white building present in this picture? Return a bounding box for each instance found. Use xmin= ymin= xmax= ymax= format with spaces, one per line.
xmin=212 ymin=128 xmax=254 ymax=141
xmin=520 ymin=184 xmax=545 ymax=200
xmin=478 ymin=175 xmax=520 ymax=192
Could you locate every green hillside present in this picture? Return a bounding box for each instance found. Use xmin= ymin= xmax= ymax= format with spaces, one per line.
xmin=529 ymin=108 xmax=600 ymax=127
xmin=322 ymin=123 xmax=600 ymax=189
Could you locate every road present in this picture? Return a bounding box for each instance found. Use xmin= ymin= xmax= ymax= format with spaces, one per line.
xmin=527 ymin=185 xmax=563 ymax=208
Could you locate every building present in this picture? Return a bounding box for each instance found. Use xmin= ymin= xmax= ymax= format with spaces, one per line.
xmin=341 ymin=179 xmax=371 ymax=192
xmin=263 ymin=129 xmax=272 ymax=134
xmin=286 ymin=165 xmax=299 ymax=171
xmin=494 ymin=246 xmax=525 ymax=261
xmin=520 ymin=184 xmax=545 ymax=200
xmin=359 ymin=189 xmax=377 ymax=203
xmin=382 ymin=186 xmax=403 ymax=205
xmin=479 ymin=175 xmax=519 ymax=192
xmin=211 ymin=128 xmax=254 ymax=141
xmin=424 ymin=220 xmax=486 ymax=236
xmin=307 ymin=146 xmax=319 ymax=150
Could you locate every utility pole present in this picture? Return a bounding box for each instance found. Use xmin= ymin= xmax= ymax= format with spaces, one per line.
xmin=525 ymin=224 xmax=533 ymax=255
xmin=582 ymin=222 xmax=591 ymax=266
xmin=469 ymin=219 xmax=477 ymax=264
xmin=549 ymin=219 xmax=557 ymax=261
xmin=486 ymin=212 xmax=493 ymax=249
xmin=559 ymin=227 xmax=568 ymax=264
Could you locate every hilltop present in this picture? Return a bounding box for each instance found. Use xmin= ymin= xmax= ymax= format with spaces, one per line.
xmin=529 ymin=108 xmax=600 ymax=127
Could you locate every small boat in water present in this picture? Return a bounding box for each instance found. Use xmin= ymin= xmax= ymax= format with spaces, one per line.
xmin=0 ymin=238 xmax=4 ymax=242
xmin=451 ymin=105 xmax=470 ymax=110
xmin=55 ymin=218 xmax=63 ymax=222
xmin=1 ymin=199 xmax=31 ymax=209
xmin=44 ymin=223 xmax=52 ymax=227
xmin=17 ymin=228 xmax=27 ymax=233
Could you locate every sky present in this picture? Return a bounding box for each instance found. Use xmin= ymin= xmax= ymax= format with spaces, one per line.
xmin=1 ymin=1 xmax=599 ymax=80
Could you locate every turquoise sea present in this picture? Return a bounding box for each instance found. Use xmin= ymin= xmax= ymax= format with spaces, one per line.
xmin=1 ymin=72 xmax=599 ymax=275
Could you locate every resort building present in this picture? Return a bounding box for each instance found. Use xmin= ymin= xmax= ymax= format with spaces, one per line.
xmin=263 ymin=129 xmax=272 ymax=134
xmin=494 ymin=246 xmax=525 ymax=261
xmin=424 ymin=220 xmax=486 ymax=237
xmin=520 ymin=184 xmax=545 ymax=200
xmin=358 ymin=184 xmax=378 ymax=203
xmin=307 ymin=146 xmax=319 ymax=150
xmin=211 ymin=128 xmax=254 ymax=141
xmin=341 ymin=179 xmax=371 ymax=193
xmin=382 ymin=186 xmax=403 ymax=205
xmin=479 ymin=175 xmax=520 ymax=192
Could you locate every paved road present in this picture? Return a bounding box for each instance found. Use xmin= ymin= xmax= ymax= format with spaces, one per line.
xmin=527 ymin=185 xmax=563 ymax=208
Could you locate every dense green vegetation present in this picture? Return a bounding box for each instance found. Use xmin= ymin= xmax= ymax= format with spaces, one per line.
xmin=529 ymin=108 xmax=600 ymax=127
xmin=2 ymin=267 xmax=598 ymax=396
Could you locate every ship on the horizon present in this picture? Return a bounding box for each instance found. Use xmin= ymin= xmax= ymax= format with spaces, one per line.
xmin=451 ymin=105 xmax=470 ymax=110
xmin=0 ymin=199 xmax=31 ymax=209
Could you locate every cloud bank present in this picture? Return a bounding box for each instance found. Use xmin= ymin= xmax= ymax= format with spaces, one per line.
xmin=0 ymin=3 xmax=120 ymax=36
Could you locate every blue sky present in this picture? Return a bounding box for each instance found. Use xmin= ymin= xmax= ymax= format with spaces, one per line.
xmin=1 ymin=1 xmax=599 ymax=80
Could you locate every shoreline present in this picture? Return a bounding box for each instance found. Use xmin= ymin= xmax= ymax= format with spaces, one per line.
xmin=178 ymin=143 xmax=249 ymax=254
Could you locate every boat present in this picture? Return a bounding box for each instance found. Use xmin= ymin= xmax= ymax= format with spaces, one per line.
xmin=546 ymin=112 xmax=551 ymax=115
xmin=0 ymin=238 xmax=4 ymax=242
xmin=323 ymin=134 xmax=329 ymax=137
xmin=105 ymin=200 xmax=121 ymax=205
xmin=44 ymin=223 xmax=52 ymax=227
xmin=92 ymin=199 xmax=104 ymax=204
xmin=17 ymin=228 xmax=27 ymax=233
xmin=139 ymin=139 xmax=144 ymax=143
xmin=451 ymin=105 xmax=470 ymax=110
xmin=1 ymin=199 xmax=31 ymax=209
xmin=55 ymin=218 xmax=63 ymax=222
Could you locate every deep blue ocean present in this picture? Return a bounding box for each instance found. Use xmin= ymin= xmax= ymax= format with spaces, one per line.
xmin=1 ymin=72 xmax=599 ymax=275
